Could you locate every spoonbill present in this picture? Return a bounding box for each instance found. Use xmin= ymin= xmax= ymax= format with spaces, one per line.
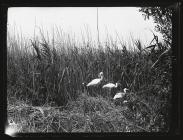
xmin=86 ymin=72 xmax=104 ymax=87
xmin=102 ymin=82 xmax=121 ymax=89
xmin=85 ymin=72 xmax=104 ymax=96
xmin=102 ymin=82 xmax=121 ymax=98
xmin=113 ymin=88 xmax=129 ymax=100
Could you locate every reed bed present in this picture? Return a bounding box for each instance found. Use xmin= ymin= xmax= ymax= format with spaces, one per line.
xmin=7 ymin=27 xmax=172 ymax=133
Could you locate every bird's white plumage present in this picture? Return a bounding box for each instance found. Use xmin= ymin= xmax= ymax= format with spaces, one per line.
xmin=113 ymin=88 xmax=129 ymax=100
xmin=102 ymin=83 xmax=116 ymax=88
xmin=87 ymin=79 xmax=101 ymax=87
xmin=86 ymin=72 xmax=103 ymax=87
xmin=113 ymin=92 xmax=126 ymax=99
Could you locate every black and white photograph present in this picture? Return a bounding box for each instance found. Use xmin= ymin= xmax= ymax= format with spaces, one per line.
xmin=4 ymin=5 xmax=179 ymax=136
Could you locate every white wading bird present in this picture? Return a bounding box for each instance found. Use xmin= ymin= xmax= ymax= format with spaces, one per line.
xmin=102 ymin=82 xmax=120 ymax=89
xmin=113 ymin=88 xmax=129 ymax=100
xmin=86 ymin=72 xmax=104 ymax=87
xmin=102 ymin=82 xmax=121 ymax=98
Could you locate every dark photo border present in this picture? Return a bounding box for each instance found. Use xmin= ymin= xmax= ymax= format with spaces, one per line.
xmin=0 ymin=0 xmax=182 ymax=138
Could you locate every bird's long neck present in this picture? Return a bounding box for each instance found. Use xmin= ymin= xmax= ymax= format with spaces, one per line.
xmin=124 ymin=89 xmax=127 ymax=93
xmin=100 ymin=76 xmax=103 ymax=80
xmin=115 ymin=83 xmax=118 ymax=88
xmin=100 ymin=76 xmax=104 ymax=80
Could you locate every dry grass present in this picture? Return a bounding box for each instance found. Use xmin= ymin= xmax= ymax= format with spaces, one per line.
xmin=7 ymin=93 xmax=155 ymax=133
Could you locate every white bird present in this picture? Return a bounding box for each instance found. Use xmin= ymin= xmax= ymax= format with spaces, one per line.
xmin=102 ymin=82 xmax=120 ymax=89
xmin=113 ymin=88 xmax=129 ymax=100
xmin=86 ymin=72 xmax=104 ymax=87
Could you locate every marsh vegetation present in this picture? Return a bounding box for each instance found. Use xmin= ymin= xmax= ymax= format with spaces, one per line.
xmin=7 ymin=7 xmax=173 ymax=133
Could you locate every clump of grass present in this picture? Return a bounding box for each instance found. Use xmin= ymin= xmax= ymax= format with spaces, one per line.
xmin=7 ymin=92 xmax=155 ymax=133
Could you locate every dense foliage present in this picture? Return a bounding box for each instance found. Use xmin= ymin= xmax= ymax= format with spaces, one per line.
xmin=139 ymin=7 xmax=172 ymax=47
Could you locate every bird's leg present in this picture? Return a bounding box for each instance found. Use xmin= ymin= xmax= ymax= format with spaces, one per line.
xmin=108 ymin=90 xmax=110 ymax=99
xmin=110 ymin=89 xmax=112 ymax=99
xmin=85 ymin=86 xmax=89 ymax=96
xmin=107 ymin=89 xmax=111 ymax=100
xmin=98 ymin=85 xmax=103 ymax=97
xmin=92 ymin=88 xmax=95 ymax=97
xmin=91 ymin=88 xmax=96 ymax=97
xmin=88 ymin=87 xmax=92 ymax=96
xmin=86 ymin=87 xmax=90 ymax=96
xmin=96 ymin=86 xmax=100 ymax=97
